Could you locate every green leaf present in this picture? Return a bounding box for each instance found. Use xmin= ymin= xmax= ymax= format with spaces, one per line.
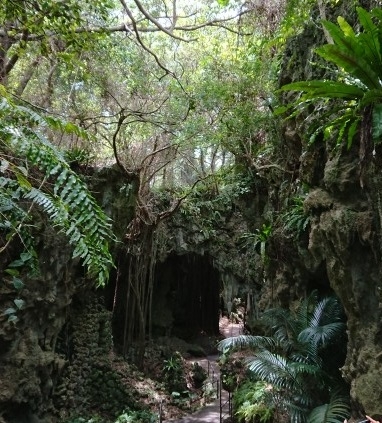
xmin=321 ymin=20 xmax=364 ymax=59
xmin=7 ymin=314 xmax=18 ymax=323
xmin=337 ymin=16 xmax=355 ymax=38
xmin=8 ymin=259 xmax=25 ymax=268
xmin=278 ymin=80 xmax=364 ymax=99
xmin=3 ymin=307 xmax=16 ymax=315
xmin=12 ymin=277 xmax=24 ymax=290
xmin=356 ymin=7 xmax=382 ymax=68
xmin=15 ymin=171 xmax=32 ymax=190
xmin=4 ymin=268 xmax=19 ymax=276
xmin=347 ymin=118 xmax=359 ymax=149
xmin=372 ymin=103 xmax=382 ymax=141
xmin=20 ymin=252 xmax=32 ymax=262
xmin=14 ymin=299 xmax=25 ymax=309
xmin=316 ymin=44 xmax=381 ymax=90
xmin=360 ymin=89 xmax=382 ymax=107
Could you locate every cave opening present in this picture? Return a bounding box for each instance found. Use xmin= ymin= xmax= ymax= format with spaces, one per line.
xmin=152 ymin=253 xmax=221 ymax=341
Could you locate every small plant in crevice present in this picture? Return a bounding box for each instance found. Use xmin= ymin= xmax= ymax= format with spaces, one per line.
xmin=162 ymin=352 xmax=187 ymax=394
xmin=281 ymin=195 xmax=311 ymax=238
xmin=239 ymin=223 xmax=272 ymax=262
xmin=191 ymin=362 xmax=207 ymax=388
xmin=1 ymin=251 xmax=36 ymax=324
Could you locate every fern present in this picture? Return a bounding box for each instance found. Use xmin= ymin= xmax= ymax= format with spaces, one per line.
xmin=0 ymin=93 xmax=114 ymax=286
xmin=277 ymin=7 xmax=382 ymax=148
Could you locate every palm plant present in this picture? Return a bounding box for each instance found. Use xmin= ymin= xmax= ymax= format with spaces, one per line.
xmin=218 ymin=292 xmax=349 ymax=423
xmin=277 ymin=7 xmax=382 ymax=148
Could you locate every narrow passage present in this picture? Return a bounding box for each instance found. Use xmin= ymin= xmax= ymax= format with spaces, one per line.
xmin=165 ymin=317 xmax=242 ymax=422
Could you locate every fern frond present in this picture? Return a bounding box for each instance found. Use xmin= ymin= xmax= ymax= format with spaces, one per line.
xmin=1 ymin=97 xmax=115 ymax=286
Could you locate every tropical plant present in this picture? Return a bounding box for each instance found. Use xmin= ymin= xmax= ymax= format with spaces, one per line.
xmin=277 ymin=7 xmax=382 ymax=149
xmin=191 ymin=362 xmax=207 ymax=388
xmin=162 ymin=352 xmax=187 ymax=393
xmin=218 ymin=292 xmax=349 ymax=423
xmin=114 ymin=409 xmax=157 ymax=423
xmin=233 ymin=380 xmax=274 ymax=423
xmin=281 ymin=195 xmax=310 ymax=238
xmin=308 ymin=391 xmax=351 ymax=423
xmin=0 ymin=87 xmax=114 ymax=286
xmin=239 ymin=223 xmax=272 ymax=262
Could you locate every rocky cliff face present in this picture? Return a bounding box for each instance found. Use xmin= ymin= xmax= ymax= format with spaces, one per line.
xmin=0 ymin=226 xmax=77 ymax=422
xmin=261 ymin=0 xmax=382 ymax=417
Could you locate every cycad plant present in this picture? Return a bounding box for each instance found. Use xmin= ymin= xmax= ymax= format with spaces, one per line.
xmin=218 ymin=292 xmax=349 ymax=423
xmin=277 ymin=7 xmax=382 ymax=148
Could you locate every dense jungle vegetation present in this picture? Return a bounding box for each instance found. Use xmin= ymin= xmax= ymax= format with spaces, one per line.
xmin=1 ymin=0 xmax=382 ymax=422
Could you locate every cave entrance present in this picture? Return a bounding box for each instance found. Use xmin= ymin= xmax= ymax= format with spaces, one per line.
xmin=152 ymin=253 xmax=221 ymax=340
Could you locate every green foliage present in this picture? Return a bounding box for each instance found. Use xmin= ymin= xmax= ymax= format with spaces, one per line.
xmin=233 ymin=381 xmax=274 ymax=423
xmin=64 ymin=147 xmax=95 ymax=168
xmin=114 ymin=410 xmax=157 ymax=423
xmin=281 ymin=196 xmax=310 ymax=238
xmin=0 ymin=90 xmax=114 ymax=286
xmin=191 ymin=362 xmax=207 ymax=388
xmin=278 ymin=7 xmax=382 ymax=148
xmin=162 ymin=352 xmax=187 ymax=393
xmin=218 ymin=350 xmax=246 ymax=392
xmin=218 ymin=292 xmax=349 ymax=423
xmin=239 ymin=223 xmax=272 ymax=262
xmin=308 ymin=391 xmax=350 ymax=423
xmin=178 ymin=169 xmax=251 ymax=236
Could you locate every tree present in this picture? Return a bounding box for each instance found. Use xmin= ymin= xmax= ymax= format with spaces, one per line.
xmin=1 ymin=0 xmax=300 ymax=362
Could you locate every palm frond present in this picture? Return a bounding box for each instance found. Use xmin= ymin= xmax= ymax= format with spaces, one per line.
xmin=246 ymin=350 xmax=294 ymax=389
xmin=245 ymin=350 xmax=317 ymax=398
xmin=218 ymin=335 xmax=275 ymax=352
xmin=298 ymin=297 xmax=345 ymax=348
xmin=298 ymin=323 xmax=345 ymax=349
xmin=308 ymin=392 xmax=350 ymax=423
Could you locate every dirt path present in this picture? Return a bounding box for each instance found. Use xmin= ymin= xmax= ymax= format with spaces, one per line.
xmin=165 ymin=318 xmax=242 ymax=422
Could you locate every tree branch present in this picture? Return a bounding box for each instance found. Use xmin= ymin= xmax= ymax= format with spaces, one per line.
xmin=132 ymin=0 xmax=193 ymax=42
